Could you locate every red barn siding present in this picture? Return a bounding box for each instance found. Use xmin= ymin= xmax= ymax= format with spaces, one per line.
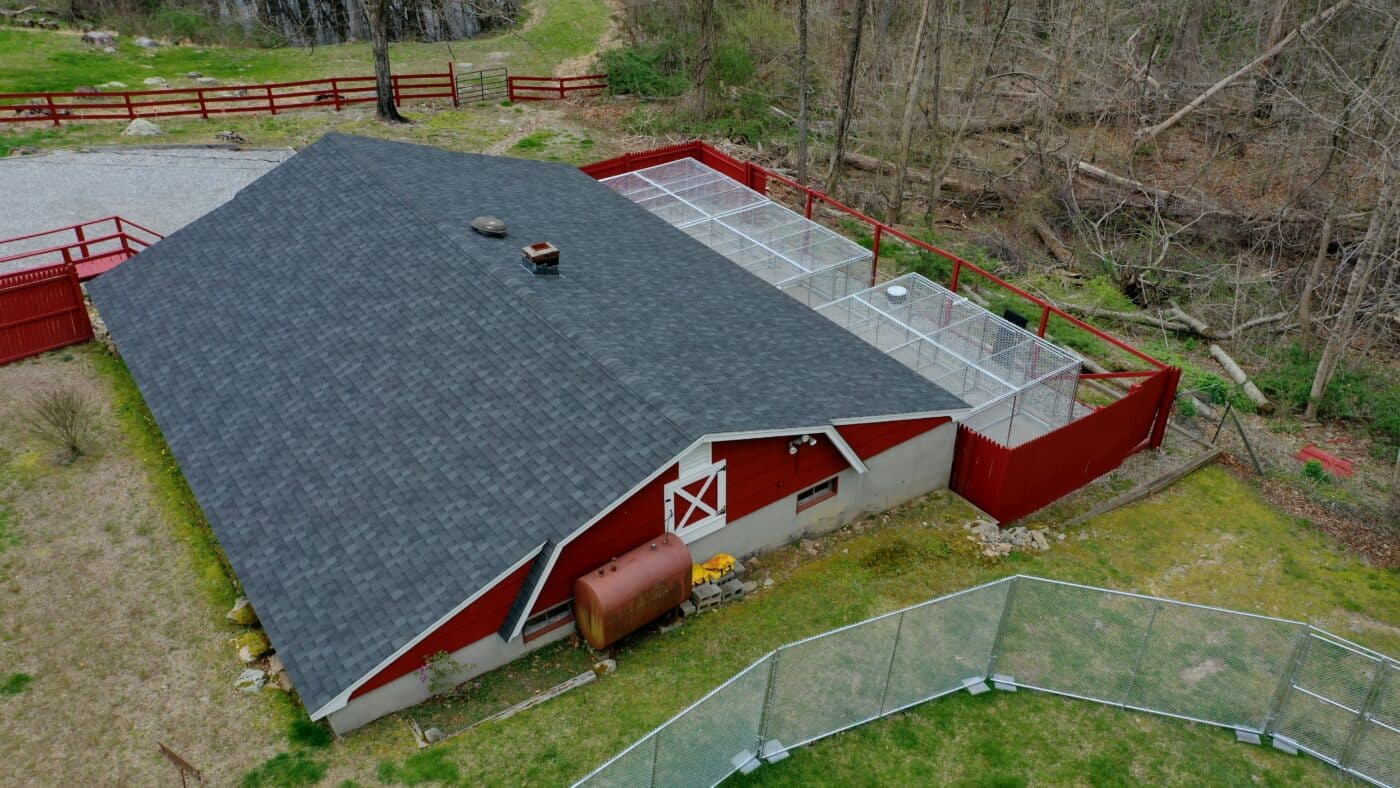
xmin=351 ymin=557 xmax=537 ymax=698
xmin=837 ymin=417 xmax=950 ymax=460
xmin=529 ymin=465 xmax=678 ymax=615
xmin=713 ymin=434 xmax=849 ymax=521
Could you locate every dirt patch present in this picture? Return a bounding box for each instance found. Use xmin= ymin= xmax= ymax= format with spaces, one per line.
xmin=1179 ymin=657 xmax=1226 ymax=688
xmin=0 ymin=349 xmax=281 ymax=784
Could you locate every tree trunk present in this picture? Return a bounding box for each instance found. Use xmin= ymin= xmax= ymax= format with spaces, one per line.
xmin=1134 ymin=0 xmax=1354 ymax=150
xmin=1252 ymin=0 xmax=1292 ymax=120
xmin=691 ymin=0 xmax=719 ymax=117
xmin=1305 ymin=166 xmax=1395 ymax=420
xmin=921 ymin=0 xmax=945 ymax=221
xmin=890 ymin=0 xmax=934 ymax=221
xmin=367 ymin=0 xmax=406 ymax=123
xmin=796 ymin=0 xmax=809 ymax=184
xmin=826 ymin=0 xmax=868 ymax=194
xmin=929 ymin=0 xmax=1013 ymax=207
xmin=1298 ymin=212 xmax=1332 ymax=353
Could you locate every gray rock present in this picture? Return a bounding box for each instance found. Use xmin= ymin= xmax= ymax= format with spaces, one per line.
xmin=185 ymin=71 xmax=203 ymax=78
xmin=424 ymin=727 xmax=445 ymax=743
xmin=235 ymin=668 xmax=266 ymax=693
xmin=134 ymin=36 xmax=160 ymax=48
xmin=195 ymin=77 xmax=219 ymax=86
xmin=102 ymin=47 xmax=117 ymax=54
xmin=141 ymin=77 xmax=168 ymax=87
xmin=121 ymin=119 xmax=163 ymax=136
xmin=98 ymin=81 xmax=127 ymax=89
xmin=81 ymin=31 xmax=116 ymax=46
xmin=227 ymin=596 xmax=257 ymax=625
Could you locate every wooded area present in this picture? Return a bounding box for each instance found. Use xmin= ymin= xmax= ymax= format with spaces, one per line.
xmin=611 ymin=0 xmax=1397 ymax=488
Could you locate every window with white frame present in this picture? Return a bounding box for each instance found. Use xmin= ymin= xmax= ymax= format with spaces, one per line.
xmin=664 ymin=459 xmax=727 ymax=543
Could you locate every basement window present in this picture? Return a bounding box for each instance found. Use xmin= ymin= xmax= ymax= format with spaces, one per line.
xmin=523 ymin=599 xmax=575 ymax=643
xmin=796 ymin=477 xmax=838 ymax=512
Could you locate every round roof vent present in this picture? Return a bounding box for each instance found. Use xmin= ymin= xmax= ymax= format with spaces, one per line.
xmin=471 ymin=215 xmax=508 ymax=237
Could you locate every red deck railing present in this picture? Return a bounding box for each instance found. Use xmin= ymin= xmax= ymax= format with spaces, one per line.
xmin=1 ymin=64 xmax=463 ymax=126
xmin=507 ymin=74 xmax=607 ymax=102
xmin=582 ymin=141 xmax=1183 ymax=522
xmin=0 ymin=216 xmax=162 ymax=281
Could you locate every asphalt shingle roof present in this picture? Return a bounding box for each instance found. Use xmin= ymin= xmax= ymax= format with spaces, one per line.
xmin=87 ymin=134 xmax=966 ymax=715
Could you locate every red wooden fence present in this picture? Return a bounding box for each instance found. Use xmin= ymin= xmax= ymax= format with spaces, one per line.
xmin=950 ymin=366 xmax=1182 ymax=522
xmin=0 ymin=264 xmax=92 ymax=365
xmin=507 ymin=74 xmax=607 ymax=102
xmin=1 ymin=65 xmax=461 ymax=126
xmin=0 ymin=216 xmax=161 ymax=281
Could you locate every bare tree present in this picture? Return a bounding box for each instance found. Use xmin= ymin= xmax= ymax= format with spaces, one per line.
xmin=796 ymin=0 xmax=810 ymax=184
xmin=366 ymin=0 xmax=407 ymax=123
xmin=826 ymin=0 xmax=868 ymax=193
xmin=692 ymin=0 xmax=719 ymax=117
xmin=890 ymin=0 xmax=934 ymax=220
xmin=24 ymin=387 xmax=96 ymax=465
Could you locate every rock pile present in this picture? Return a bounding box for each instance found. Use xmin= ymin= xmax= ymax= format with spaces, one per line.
xmin=963 ymin=520 xmax=1061 ymax=559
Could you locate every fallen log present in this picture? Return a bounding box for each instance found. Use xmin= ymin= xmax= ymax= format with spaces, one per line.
xmin=1060 ymin=303 xmax=1190 ymax=333
xmin=1222 ymin=311 xmax=1288 ymax=339
xmin=1063 ymin=447 xmax=1224 ymax=527
xmin=839 ymin=151 xmax=996 ymax=201
xmin=1167 ymin=302 xmax=1216 ymax=339
xmin=1207 ymin=343 xmax=1274 ymax=414
xmin=1028 ymin=212 xmax=1075 ymax=268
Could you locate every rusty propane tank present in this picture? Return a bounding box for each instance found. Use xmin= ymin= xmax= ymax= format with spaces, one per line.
xmin=574 ymin=535 xmax=692 ymax=650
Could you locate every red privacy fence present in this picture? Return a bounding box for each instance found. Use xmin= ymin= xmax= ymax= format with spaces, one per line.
xmin=507 ymin=74 xmax=607 ymax=101
xmin=1 ymin=65 xmax=463 ymax=126
xmin=582 ymin=141 xmax=1181 ymax=523
xmin=0 ymin=264 xmax=92 ymax=365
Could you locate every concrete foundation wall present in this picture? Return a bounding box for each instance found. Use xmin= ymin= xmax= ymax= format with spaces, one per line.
xmin=691 ymin=421 xmax=956 ymax=559
xmin=326 ymin=421 xmax=956 ymax=733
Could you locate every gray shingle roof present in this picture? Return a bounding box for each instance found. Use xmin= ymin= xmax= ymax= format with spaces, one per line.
xmin=87 ymin=134 xmax=965 ymax=715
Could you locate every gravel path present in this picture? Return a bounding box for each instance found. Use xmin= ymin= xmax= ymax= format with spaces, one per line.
xmin=0 ymin=147 xmax=292 ymax=271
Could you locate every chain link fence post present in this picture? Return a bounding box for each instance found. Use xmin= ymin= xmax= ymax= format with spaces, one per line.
xmin=1339 ymin=659 xmax=1393 ymax=772
xmin=647 ymin=733 xmax=660 ymax=788
xmin=757 ymin=650 xmax=782 ymax=761
xmin=877 ymin=611 xmax=908 ymax=716
xmin=1119 ymin=601 xmax=1162 ymax=708
xmin=1264 ymin=624 xmax=1313 ymax=737
xmin=985 ymin=576 xmax=1020 ymax=679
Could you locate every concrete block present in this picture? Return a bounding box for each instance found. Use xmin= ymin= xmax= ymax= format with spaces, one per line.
xmin=760 ymin=739 xmax=789 ymax=763
xmin=679 ymin=600 xmax=697 ymax=617
xmin=721 ymin=578 xmax=744 ymax=600
xmin=1271 ymin=736 xmax=1299 ymax=755
xmin=961 ymin=676 xmax=991 ymax=695
xmin=991 ymin=673 xmax=1017 ymax=691
xmin=1235 ymin=730 xmax=1261 ymax=745
xmin=731 ymin=750 xmax=760 ymax=775
xmin=731 ymin=560 xmax=747 ymax=579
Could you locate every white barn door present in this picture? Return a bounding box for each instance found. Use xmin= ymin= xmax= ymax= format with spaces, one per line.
xmin=665 ymin=454 xmax=727 ymax=543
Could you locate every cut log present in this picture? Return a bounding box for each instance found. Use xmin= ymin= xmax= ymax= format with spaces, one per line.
xmin=1167 ymin=302 xmax=1215 ymax=338
xmin=1207 ymin=343 xmax=1274 ymax=414
xmin=1222 ymin=311 xmax=1288 ymax=339
xmin=1060 ymin=303 xmax=1190 ymax=333
xmin=839 ymin=151 xmax=993 ymax=200
xmin=1028 ymin=212 xmax=1074 ymax=268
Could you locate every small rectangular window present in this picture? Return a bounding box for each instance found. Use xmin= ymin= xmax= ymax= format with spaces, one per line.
xmin=523 ymin=599 xmax=575 ymax=642
xmin=796 ymin=477 xmax=838 ymax=512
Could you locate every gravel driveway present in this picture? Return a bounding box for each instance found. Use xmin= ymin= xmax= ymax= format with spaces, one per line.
xmin=0 ymin=146 xmax=292 ymax=271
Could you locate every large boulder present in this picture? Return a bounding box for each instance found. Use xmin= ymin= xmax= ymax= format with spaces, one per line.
xmin=235 ymin=668 xmax=266 ymax=693
xmin=235 ymin=631 xmax=272 ymax=663
xmin=227 ymin=596 xmax=258 ymax=626
xmin=121 ymin=119 xmax=162 ymax=137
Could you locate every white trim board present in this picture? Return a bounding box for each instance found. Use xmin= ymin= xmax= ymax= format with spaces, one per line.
xmin=309 ymin=541 xmax=547 ymax=721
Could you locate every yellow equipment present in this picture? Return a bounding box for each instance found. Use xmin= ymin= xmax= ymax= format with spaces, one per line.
xmin=691 ymin=553 xmax=736 ymax=586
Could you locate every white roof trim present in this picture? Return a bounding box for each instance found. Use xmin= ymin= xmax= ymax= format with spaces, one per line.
xmin=829 ymin=408 xmax=970 ymax=426
xmin=309 ymin=541 xmax=547 ymax=721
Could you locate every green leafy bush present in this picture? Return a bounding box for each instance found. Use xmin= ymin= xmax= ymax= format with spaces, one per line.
xmin=601 ymin=45 xmax=688 ymax=97
xmin=713 ymin=41 xmax=756 ymax=84
xmin=1302 ymin=459 xmax=1332 ymax=484
xmin=376 ymin=749 xmax=460 ymax=786
xmin=287 ymin=717 xmax=333 ymax=749
xmin=240 ymin=751 xmax=327 ymax=788
xmin=1256 ymin=344 xmax=1400 ymax=452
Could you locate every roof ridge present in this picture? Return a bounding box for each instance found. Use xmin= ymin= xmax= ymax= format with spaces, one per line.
xmin=322 ymin=134 xmax=697 ymax=441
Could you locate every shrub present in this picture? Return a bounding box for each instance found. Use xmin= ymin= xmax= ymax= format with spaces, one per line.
xmin=1256 ymin=344 xmax=1400 ymax=451
xmin=713 ymin=41 xmax=756 ymax=84
xmin=240 ymin=751 xmax=326 ymax=787
xmin=600 ymin=45 xmax=688 ymax=98
xmin=377 ymin=749 xmax=460 ymax=786
xmin=1 ymin=672 xmax=33 ymax=695
xmin=1302 ymin=459 xmax=1332 ymax=484
xmin=22 ymin=386 xmax=96 ymax=464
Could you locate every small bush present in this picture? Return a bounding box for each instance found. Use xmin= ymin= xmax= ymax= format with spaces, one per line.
xmin=22 ymin=386 xmax=96 ymax=464
xmin=1 ymin=672 xmax=34 ymax=695
xmin=1302 ymin=459 xmax=1332 ymax=484
xmin=712 ymin=41 xmax=756 ymax=84
xmin=601 ymin=44 xmax=688 ymax=97
xmin=1256 ymin=344 xmax=1400 ymax=452
xmin=287 ymin=717 xmax=333 ymax=749
xmin=240 ymin=751 xmax=326 ymax=788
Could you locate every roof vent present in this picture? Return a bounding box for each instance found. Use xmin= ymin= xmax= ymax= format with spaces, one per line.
xmin=471 ymin=215 xmax=508 ymax=237
xmin=522 ymin=241 xmax=560 ymax=276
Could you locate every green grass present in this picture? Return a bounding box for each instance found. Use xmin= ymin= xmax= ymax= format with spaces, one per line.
xmin=312 ymin=468 xmax=1395 ymax=785
xmin=287 ymin=717 xmax=334 ymax=749
xmin=0 ymin=672 xmax=34 ymax=695
xmin=240 ymin=750 xmax=328 ymax=787
xmin=377 ymin=749 xmax=461 ymax=785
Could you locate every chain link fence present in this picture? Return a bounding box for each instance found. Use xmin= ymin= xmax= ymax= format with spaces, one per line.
xmin=574 ymin=575 xmax=1399 ymax=788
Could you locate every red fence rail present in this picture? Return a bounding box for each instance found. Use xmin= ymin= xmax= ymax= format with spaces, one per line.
xmin=582 ymin=141 xmax=1183 ymax=522
xmin=1 ymin=65 xmax=463 ymax=126
xmin=0 ymin=216 xmax=162 ymax=281
xmin=507 ymin=74 xmax=607 ymax=102
xmin=0 ymin=263 xmax=92 ymax=365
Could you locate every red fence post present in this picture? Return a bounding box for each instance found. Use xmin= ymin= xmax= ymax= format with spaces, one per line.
xmin=1147 ymin=367 xmax=1180 ymax=449
xmin=871 ymin=225 xmax=883 ymax=286
xmin=392 ymin=74 xmax=402 ymax=105
xmin=950 ymin=258 xmax=962 ymax=292
xmin=448 ymin=61 xmax=459 ymax=107
xmin=196 ymin=88 xmax=208 ymax=120
xmin=124 ymin=93 xmax=135 ymax=120
xmin=45 ymin=95 xmax=61 ymax=127
xmin=804 ymin=191 xmax=814 ymax=219
xmin=332 ymin=78 xmax=342 ymax=111
xmin=558 ymin=78 xmax=565 ymax=99
xmin=74 ymin=224 xmax=89 ymax=260
xmin=1037 ymin=305 xmax=1051 ymax=337
xmin=266 ymin=85 xmax=277 ymax=115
